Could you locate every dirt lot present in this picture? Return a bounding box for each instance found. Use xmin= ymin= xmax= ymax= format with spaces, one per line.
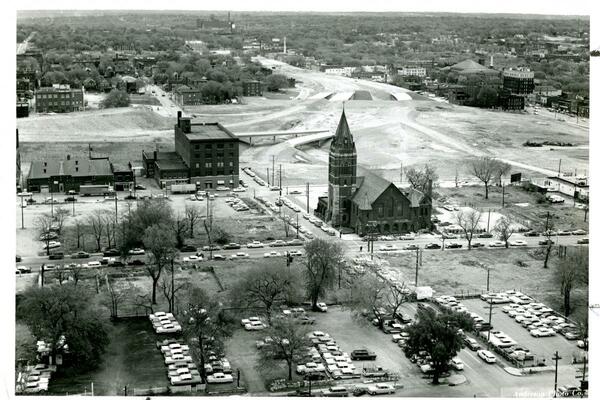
xmin=379 ymin=247 xmax=588 ymax=323
xmin=437 ymin=185 xmax=589 ymax=231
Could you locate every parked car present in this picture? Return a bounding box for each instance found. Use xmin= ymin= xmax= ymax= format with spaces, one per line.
xmin=477 ymin=349 xmax=497 ymax=363
xmin=16 ymin=266 xmax=31 ymax=273
xmin=212 ymin=254 xmax=227 ymax=261
xmin=404 ymin=244 xmax=419 ymax=251
xmin=524 ymin=231 xmax=540 ymax=237
xmin=316 ymin=302 xmax=328 ymax=312
xmin=202 ymin=245 xmax=221 ymax=251
xmin=538 ymin=239 xmax=555 ymax=246
xmin=180 ymin=245 xmax=197 ymax=252
xmin=471 ymin=242 xmax=485 ymax=248
xmin=478 ymin=232 xmax=493 ymax=238
xmin=247 ymin=241 xmax=264 ymax=248
xmin=39 ymin=232 xmax=59 ymax=241
xmin=577 ymin=238 xmax=589 ymax=245
xmin=103 ymin=248 xmax=120 ymax=257
xmin=86 ymin=261 xmax=102 ymax=267
xmin=206 ymin=372 xmax=234 ymax=384
xmin=128 ymin=259 xmax=146 ymax=266
xmin=222 ymin=243 xmax=241 ymax=250
xmin=264 ymin=251 xmax=282 ymax=258
xmin=128 ymin=248 xmax=145 ymax=255
xmin=71 ymin=251 xmax=90 ymax=259
xmin=48 ymin=252 xmax=64 ymax=260
xmin=509 ymin=240 xmax=528 ymax=247
xmin=464 ymin=338 xmax=481 ymax=351
xmin=446 ymin=243 xmax=463 ymax=249
xmin=367 ymin=383 xmax=395 ymax=395
xmin=289 ymin=250 xmax=303 ymax=257
xmin=450 ymin=357 xmax=464 ymax=371
xmin=488 ymin=241 xmax=505 ymax=248
xmin=424 ymin=243 xmax=441 ymax=249
xmin=43 ymin=241 xmax=61 ymax=250
xmin=350 ymin=349 xmax=377 ymax=361
xmin=322 ymin=386 xmax=349 ymax=397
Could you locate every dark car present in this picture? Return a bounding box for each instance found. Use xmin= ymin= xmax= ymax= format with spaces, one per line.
xmin=212 ymin=254 xmax=227 ymax=261
xmin=577 ymin=238 xmax=589 ymax=245
xmin=478 ymin=232 xmax=493 ymax=238
xmin=48 ymin=252 xmax=64 ymax=260
xmin=111 ymin=260 xmax=125 ymax=267
xmin=424 ymin=243 xmax=441 ymax=249
xmin=134 ymin=184 xmax=146 ymax=190
xmin=64 ymin=196 xmax=77 ymax=202
xmin=404 ymin=244 xmax=419 ymax=251
xmin=352 ymin=387 xmax=369 ymax=397
xmin=464 ymin=337 xmax=481 ymax=351
xmin=180 ymin=244 xmax=197 ymax=252
xmin=471 ymin=242 xmax=485 ymax=248
xmin=397 ymin=312 xmax=413 ymax=324
xmin=222 ymin=243 xmax=241 ymax=250
xmin=71 ymin=251 xmax=90 ymax=259
xmin=103 ymin=248 xmax=120 ymax=257
xmin=16 ymin=255 xmax=22 ymax=263
xmin=350 ymin=349 xmax=377 ymax=361
xmin=446 ymin=243 xmax=463 ymax=249
xmin=523 ymin=231 xmax=540 ymax=237
xmin=202 ymin=245 xmax=221 ymax=251
xmin=128 ymin=259 xmax=145 ymax=266
xmin=538 ymin=239 xmax=555 ymax=246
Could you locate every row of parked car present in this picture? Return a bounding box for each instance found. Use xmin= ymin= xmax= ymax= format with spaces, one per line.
xmin=150 ymin=312 xmax=182 ymax=334
xmin=224 ymin=196 xmax=250 ymax=212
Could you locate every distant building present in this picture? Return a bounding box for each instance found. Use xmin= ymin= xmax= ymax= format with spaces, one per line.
xmin=397 ymin=66 xmax=426 ymax=77
xmin=35 ymin=84 xmax=84 ymax=113
xmin=197 ymin=13 xmax=235 ymax=34
xmin=173 ymin=85 xmax=203 ymax=106
xmin=242 ymin=80 xmax=263 ymax=96
xmin=142 ymin=150 xmax=189 ymax=188
xmin=26 ymin=156 xmax=113 ymax=193
xmin=111 ymin=162 xmax=134 ymax=191
xmin=17 ymin=101 xmax=29 ymax=118
xmin=502 ymin=67 xmax=534 ymax=95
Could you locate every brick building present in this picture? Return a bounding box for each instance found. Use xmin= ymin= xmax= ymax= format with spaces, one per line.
xmin=173 ymin=85 xmax=203 ymax=106
xmin=143 ymin=112 xmax=240 ymax=190
xmin=35 ymin=84 xmax=84 ymax=113
xmin=242 ymin=80 xmax=263 ymax=96
xmin=315 ymin=110 xmax=432 ymax=235
xmin=26 ymin=156 xmax=113 ymax=193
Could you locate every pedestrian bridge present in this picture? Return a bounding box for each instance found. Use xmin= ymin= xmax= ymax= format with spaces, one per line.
xmin=232 ymin=129 xmax=331 ymax=145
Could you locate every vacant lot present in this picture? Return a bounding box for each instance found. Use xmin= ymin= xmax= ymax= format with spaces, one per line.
xmin=49 ymin=318 xmax=168 ymax=396
xmin=129 ymin=94 xmax=161 ymax=106
xmin=380 ymin=247 xmax=588 ymax=323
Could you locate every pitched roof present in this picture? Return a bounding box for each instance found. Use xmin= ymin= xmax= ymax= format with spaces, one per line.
xmin=402 ymin=187 xmax=426 ymax=207
xmin=28 ymin=158 xmax=112 ymax=180
xmin=331 ymin=109 xmax=354 ymax=148
xmin=351 ymin=172 xmax=394 ymax=210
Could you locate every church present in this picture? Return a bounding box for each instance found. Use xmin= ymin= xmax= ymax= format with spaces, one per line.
xmin=315 ymin=109 xmax=433 ymax=236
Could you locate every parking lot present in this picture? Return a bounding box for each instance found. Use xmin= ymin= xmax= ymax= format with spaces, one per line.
xmin=461 ymin=298 xmax=584 ymax=366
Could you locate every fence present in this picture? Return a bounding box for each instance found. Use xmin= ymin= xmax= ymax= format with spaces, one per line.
xmin=132 ymin=386 xmax=169 ymax=396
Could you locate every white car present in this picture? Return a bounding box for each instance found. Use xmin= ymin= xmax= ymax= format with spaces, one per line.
xmin=232 ymin=187 xmax=246 ymax=192
xmin=530 ymin=327 xmax=556 ymax=337
xmin=509 ymin=240 xmax=528 ymax=247
xmin=316 ymin=302 xmax=328 ymax=312
xmin=86 ymin=261 xmax=101 ymax=267
xmin=43 ymin=241 xmax=61 ymax=250
xmin=264 ymin=251 xmax=282 ymax=258
xmin=488 ymin=241 xmax=505 ymax=248
xmin=206 ymin=372 xmax=234 ymax=384
xmin=289 ymin=250 xmax=303 ymax=257
xmin=450 ymin=357 xmax=464 ymax=370
xmin=367 ymin=383 xmax=396 ymax=395
xmin=183 ymin=255 xmax=202 ymax=263
xmin=247 ymin=241 xmax=264 ymax=248
xmin=379 ymin=244 xmax=398 ymax=251
xmin=244 ymin=321 xmax=267 ymax=331
xmin=231 ymin=252 xmax=250 ymax=259
xmin=128 ymin=248 xmax=145 ymax=255
xmin=477 ymin=349 xmax=497 ymax=363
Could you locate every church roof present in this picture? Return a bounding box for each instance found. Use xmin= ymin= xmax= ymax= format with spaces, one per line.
xmin=402 ymin=187 xmax=426 ymax=207
xmin=351 ymin=172 xmax=394 ymax=211
xmin=331 ymin=109 xmax=354 ymax=148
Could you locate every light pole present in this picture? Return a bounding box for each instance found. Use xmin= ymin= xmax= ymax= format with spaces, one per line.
xmin=552 ymin=351 xmax=562 ymax=398
xmin=296 ymin=212 xmax=299 ymax=238
xmin=20 ymin=195 xmax=24 ymax=229
xmin=486 ymin=267 xmax=490 ymax=292
xmin=51 ymin=180 xmax=58 ymax=219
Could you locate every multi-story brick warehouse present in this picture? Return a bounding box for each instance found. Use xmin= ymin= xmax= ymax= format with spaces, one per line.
xmin=175 ymin=113 xmax=240 ymax=189
xmin=502 ymin=67 xmax=535 ymax=95
xmin=35 ymin=84 xmax=84 ymax=113
xmin=242 ymin=80 xmax=263 ymax=96
xmin=315 ymin=110 xmax=432 ymax=235
xmin=144 ymin=112 xmax=240 ymax=190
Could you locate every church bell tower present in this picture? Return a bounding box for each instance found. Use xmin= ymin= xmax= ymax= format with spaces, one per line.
xmin=328 ymin=107 xmax=357 ymax=227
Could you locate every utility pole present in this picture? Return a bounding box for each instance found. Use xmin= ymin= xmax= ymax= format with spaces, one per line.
xmin=552 ymin=351 xmax=562 ymax=398
xmin=306 ymin=182 xmax=310 ymax=213
xmin=267 ymin=168 xmax=270 ymax=186
xmin=72 ymin=196 xmax=75 ymax=216
xmin=486 ymin=302 xmax=494 ymax=347
xmin=558 ymin=159 xmax=562 ymax=177
xmin=487 ymin=210 xmax=491 ymax=232
xmin=279 ymin=164 xmax=282 ymax=197
xmin=486 ymin=267 xmax=490 ymax=292
xmin=272 ymin=155 xmax=275 ymax=188
xmin=296 ymin=212 xmax=299 ymax=238
xmin=21 ymin=195 xmax=24 ymax=229
xmin=415 ymin=248 xmax=420 ymax=286
xmin=502 ymin=186 xmax=505 ymax=208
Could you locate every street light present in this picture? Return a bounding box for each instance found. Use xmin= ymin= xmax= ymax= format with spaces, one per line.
xmin=51 ymin=180 xmax=58 ymax=219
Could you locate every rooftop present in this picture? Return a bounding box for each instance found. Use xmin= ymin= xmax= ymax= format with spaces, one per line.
xmin=28 ymin=158 xmax=112 ymax=180
xmin=185 ymin=122 xmax=237 ymax=140
xmin=154 ymin=152 xmax=188 ymax=171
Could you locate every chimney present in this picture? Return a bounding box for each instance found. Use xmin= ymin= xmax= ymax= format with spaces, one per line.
xmin=153 ymin=150 xmax=157 ymax=160
xmin=180 ymin=117 xmax=191 ymax=133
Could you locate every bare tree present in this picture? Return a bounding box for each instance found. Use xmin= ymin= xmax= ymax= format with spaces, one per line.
xmin=541 ymin=218 xmax=556 ymax=269
xmin=470 ymin=157 xmax=501 ymax=200
xmin=405 ymin=164 xmax=438 ymax=193
xmin=258 ymin=318 xmax=312 ymax=381
xmin=103 ymin=276 xmax=132 ymax=319
xmin=385 ymin=282 xmax=409 ymax=321
xmin=554 ymin=248 xmax=588 ymax=317
xmin=159 ymin=261 xmax=189 ymax=313
xmin=72 ymin=219 xmax=88 ymax=250
xmin=70 ymin=263 xmax=85 ymax=285
xmin=35 ymin=213 xmax=55 ymax=256
xmin=185 ymin=205 xmax=202 ymax=238
xmin=53 ymin=206 xmax=71 ymax=234
xmin=88 ymin=210 xmax=105 ymax=252
xmin=304 ymin=239 xmax=342 ymax=311
xmin=454 ymin=209 xmax=482 ymax=250
xmin=496 ymin=161 xmax=511 ymax=186
xmin=103 ymin=212 xmax=117 ymax=249
xmin=493 ymin=216 xmax=515 ymax=248
xmin=171 ymin=213 xmax=189 ymax=249
xmin=232 ymin=264 xmax=296 ymax=323
xmin=53 ymin=266 xmax=70 ymax=285
xmin=143 ymin=224 xmax=177 ymax=304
